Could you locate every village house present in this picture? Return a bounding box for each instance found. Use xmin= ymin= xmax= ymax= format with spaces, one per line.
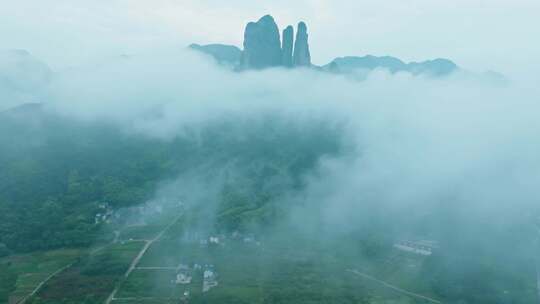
xmin=175 ymin=264 xmax=192 ymax=284
xmin=202 ymin=266 xmax=218 ymax=292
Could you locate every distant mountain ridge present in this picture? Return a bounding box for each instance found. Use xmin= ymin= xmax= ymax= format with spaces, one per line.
xmin=0 ymin=49 xmax=52 ymax=111
xmin=324 ymin=56 xmax=458 ymax=76
xmin=189 ymin=43 xmax=242 ymax=67
xmin=189 ymin=14 xmax=460 ymax=77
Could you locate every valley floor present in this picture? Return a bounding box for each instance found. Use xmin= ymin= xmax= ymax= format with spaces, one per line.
xmin=3 ymin=202 xmax=533 ymax=304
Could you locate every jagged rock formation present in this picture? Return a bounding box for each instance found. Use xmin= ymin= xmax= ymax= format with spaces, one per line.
xmin=189 ymin=14 xmax=471 ymax=78
xmin=281 ymin=26 xmax=294 ymax=67
xmin=293 ymin=22 xmax=311 ymax=67
xmin=239 ymin=16 xmax=311 ymax=69
xmin=240 ymin=15 xmax=282 ymax=69
xmin=189 ymin=43 xmax=241 ymax=67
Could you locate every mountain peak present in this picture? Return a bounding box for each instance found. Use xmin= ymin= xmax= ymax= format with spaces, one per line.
xmin=258 ymin=14 xmax=276 ymax=24
xmin=237 ymin=15 xmax=312 ymax=70
xmin=293 ymin=21 xmax=311 ymax=67
xmin=189 ymin=15 xmax=463 ymax=77
xmin=240 ymin=15 xmax=282 ymax=69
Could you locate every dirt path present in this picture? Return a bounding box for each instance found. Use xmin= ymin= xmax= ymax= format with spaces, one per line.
xmin=105 ymin=214 xmax=183 ymax=304
xmin=17 ymin=263 xmax=74 ymax=304
xmin=347 ymin=269 xmax=442 ymax=304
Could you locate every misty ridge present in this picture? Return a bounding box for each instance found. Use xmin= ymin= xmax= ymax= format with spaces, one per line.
xmin=1 ymin=12 xmax=540 ymax=304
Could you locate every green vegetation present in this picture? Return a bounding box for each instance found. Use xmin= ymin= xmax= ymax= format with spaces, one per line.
xmin=0 ymin=108 xmax=340 ymax=254
xmin=0 ymin=249 xmax=82 ymax=304
xmin=28 ymin=242 xmax=145 ymax=304
xmin=0 ymin=107 xmax=536 ymax=304
xmin=423 ymin=249 xmax=537 ymax=303
xmin=0 ymin=112 xmax=173 ymax=253
xmin=0 ymin=262 xmax=17 ymax=303
xmin=116 ymin=237 xmax=375 ymax=304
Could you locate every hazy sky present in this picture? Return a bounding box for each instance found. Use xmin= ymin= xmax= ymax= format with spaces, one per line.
xmin=1 ymin=0 xmax=539 ymax=76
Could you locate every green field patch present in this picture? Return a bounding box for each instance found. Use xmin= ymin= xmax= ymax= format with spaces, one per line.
xmin=119 ymin=225 xmax=166 ymax=241
xmin=0 ymin=248 xmax=83 ymax=303
xmin=116 ymin=238 xmax=378 ymax=304
xmin=28 ymin=241 xmax=145 ymax=304
xmin=116 ymin=269 xmax=177 ymax=298
xmin=137 ymin=240 xmax=212 ymax=268
xmin=112 ymin=299 xmax=179 ymax=304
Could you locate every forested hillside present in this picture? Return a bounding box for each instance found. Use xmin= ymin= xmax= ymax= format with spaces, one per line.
xmin=0 ymin=104 xmax=342 ymax=254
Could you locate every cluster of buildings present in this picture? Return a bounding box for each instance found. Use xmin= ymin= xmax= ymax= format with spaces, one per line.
xmin=393 ymin=239 xmax=439 ymax=256
xmin=174 ymin=263 xmax=218 ymax=294
xmin=171 ymin=230 xmax=265 ymax=299
xmin=175 ymin=264 xmax=193 ymax=284
xmin=230 ymin=231 xmax=260 ymax=244
xmin=182 ymin=230 xmax=261 ymax=248
xmin=94 ymin=199 xmax=186 ymax=227
xmin=94 ymin=202 xmax=114 ymax=224
xmin=198 ymin=236 xmax=222 ymax=247
xmin=202 ymin=266 xmax=218 ymax=292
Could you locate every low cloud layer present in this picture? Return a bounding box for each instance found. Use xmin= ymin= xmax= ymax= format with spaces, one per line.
xmin=2 ymin=47 xmax=539 ymax=239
